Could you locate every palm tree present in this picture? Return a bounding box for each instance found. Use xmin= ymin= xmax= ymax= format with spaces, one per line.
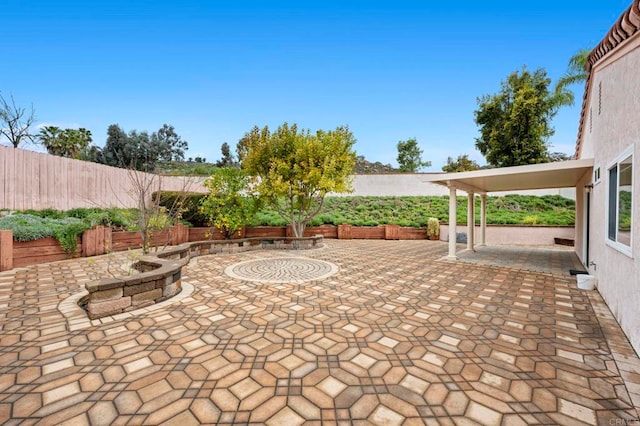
xmin=555 ymin=48 xmax=591 ymax=105
xmin=38 ymin=126 xmax=64 ymax=155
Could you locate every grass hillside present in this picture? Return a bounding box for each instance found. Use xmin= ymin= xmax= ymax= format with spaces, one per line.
xmin=253 ymin=195 xmax=575 ymax=227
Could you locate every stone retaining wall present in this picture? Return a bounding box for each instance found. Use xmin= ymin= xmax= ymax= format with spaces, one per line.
xmin=84 ymin=236 xmax=324 ymax=319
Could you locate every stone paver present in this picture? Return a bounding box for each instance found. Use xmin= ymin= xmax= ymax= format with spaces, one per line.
xmin=0 ymin=240 xmax=639 ymax=425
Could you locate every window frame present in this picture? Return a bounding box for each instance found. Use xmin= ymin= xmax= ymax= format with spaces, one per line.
xmin=606 ymin=145 xmax=634 ymax=257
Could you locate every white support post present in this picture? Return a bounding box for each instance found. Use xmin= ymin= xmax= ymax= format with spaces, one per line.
xmin=467 ymin=192 xmax=475 ymax=251
xmin=448 ymin=186 xmax=457 ymax=260
xmin=479 ymin=194 xmax=487 ymax=246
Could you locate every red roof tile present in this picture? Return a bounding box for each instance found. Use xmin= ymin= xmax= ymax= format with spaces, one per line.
xmin=575 ymin=0 xmax=640 ymax=158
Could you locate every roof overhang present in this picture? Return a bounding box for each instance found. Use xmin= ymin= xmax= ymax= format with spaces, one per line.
xmin=576 ymin=0 xmax=640 ymax=157
xmin=425 ymin=159 xmax=594 ymax=194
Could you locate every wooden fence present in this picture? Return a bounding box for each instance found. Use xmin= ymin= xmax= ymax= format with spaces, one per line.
xmin=0 ymin=146 xmax=206 ymax=210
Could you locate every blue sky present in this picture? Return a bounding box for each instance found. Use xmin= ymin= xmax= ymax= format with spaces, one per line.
xmin=1 ymin=0 xmax=631 ymax=170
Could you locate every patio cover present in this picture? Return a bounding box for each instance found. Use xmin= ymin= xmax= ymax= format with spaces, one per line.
xmin=423 ymin=158 xmax=594 ymax=259
xmin=425 ymin=158 xmax=594 ymax=194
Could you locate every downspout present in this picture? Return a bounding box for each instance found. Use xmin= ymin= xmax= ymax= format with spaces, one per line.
xmin=585 ymin=184 xmax=593 ymax=267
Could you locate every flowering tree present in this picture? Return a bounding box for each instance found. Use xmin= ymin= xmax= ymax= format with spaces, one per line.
xmin=241 ymin=123 xmax=356 ymax=237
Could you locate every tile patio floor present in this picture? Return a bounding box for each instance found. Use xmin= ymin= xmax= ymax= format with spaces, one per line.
xmin=0 ymin=240 xmax=639 ymax=425
xmin=456 ymin=245 xmax=587 ymax=277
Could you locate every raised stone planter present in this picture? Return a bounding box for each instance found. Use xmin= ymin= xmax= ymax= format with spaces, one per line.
xmin=84 ymin=235 xmax=324 ymax=319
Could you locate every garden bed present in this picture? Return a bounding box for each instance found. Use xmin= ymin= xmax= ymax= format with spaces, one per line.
xmin=13 ymin=237 xmax=81 ymax=267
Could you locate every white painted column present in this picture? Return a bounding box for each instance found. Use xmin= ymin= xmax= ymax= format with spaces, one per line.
xmin=448 ymin=186 xmax=457 ymax=260
xmin=467 ymin=192 xmax=475 ymax=251
xmin=479 ymin=194 xmax=487 ymax=246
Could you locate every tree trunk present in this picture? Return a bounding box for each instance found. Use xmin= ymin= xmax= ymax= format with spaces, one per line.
xmin=140 ymin=228 xmax=149 ymax=254
xmin=291 ymin=221 xmax=305 ymax=238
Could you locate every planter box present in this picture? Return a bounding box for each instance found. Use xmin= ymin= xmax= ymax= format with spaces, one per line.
xmin=13 ymin=237 xmax=80 ymax=268
xmin=400 ymin=227 xmax=429 ymax=240
xmin=306 ymin=225 xmax=338 ymax=238
xmin=112 ymin=231 xmax=142 ymax=251
xmin=188 ymin=225 xmax=419 ymax=241
xmin=351 ymin=226 xmax=386 ymax=239
xmin=0 ymin=230 xmax=13 ymax=271
xmin=244 ymin=226 xmax=287 ymax=239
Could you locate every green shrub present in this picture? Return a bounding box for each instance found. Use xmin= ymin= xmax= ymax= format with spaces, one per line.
xmin=22 ymin=208 xmax=65 ymax=219
xmin=0 ymin=214 xmax=56 ymax=241
xmin=65 ymin=208 xmax=97 ymax=219
xmin=153 ymin=191 xmax=208 ymax=227
xmin=427 ymin=217 xmax=440 ymax=238
xmin=53 ymin=221 xmax=88 ymax=254
xmin=157 ymin=161 xmax=219 ymax=176
xmin=0 ymin=214 xmax=89 ymax=254
xmin=67 ymin=208 xmax=122 ymax=228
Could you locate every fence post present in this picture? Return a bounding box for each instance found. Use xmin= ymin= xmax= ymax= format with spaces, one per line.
xmin=169 ymin=224 xmax=188 ymax=245
xmin=83 ymin=226 xmax=113 ymax=257
xmin=0 ymin=230 xmax=13 ymax=272
xmin=169 ymin=225 xmax=176 ymax=245
xmin=176 ymin=224 xmax=188 ymax=244
xmin=101 ymin=226 xmax=113 ymax=254
xmin=337 ymin=224 xmax=352 ymax=239
xmin=95 ymin=226 xmax=112 ymax=254
xmin=385 ymin=224 xmax=400 ymax=240
xmin=82 ymin=227 xmax=96 ymax=257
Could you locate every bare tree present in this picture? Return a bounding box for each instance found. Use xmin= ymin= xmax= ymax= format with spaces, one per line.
xmin=122 ymin=169 xmax=196 ymax=254
xmin=104 ymin=144 xmax=197 ymax=254
xmin=0 ymin=93 xmax=36 ymax=148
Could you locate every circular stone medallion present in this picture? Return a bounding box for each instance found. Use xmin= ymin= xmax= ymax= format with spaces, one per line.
xmin=224 ymin=257 xmax=339 ymax=283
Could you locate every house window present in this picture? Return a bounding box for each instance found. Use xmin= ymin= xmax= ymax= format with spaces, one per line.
xmin=607 ymin=148 xmax=633 ymax=255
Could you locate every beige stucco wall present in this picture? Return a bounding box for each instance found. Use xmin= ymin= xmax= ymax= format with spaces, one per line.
xmin=335 ymin=174 xmax=576 ymax=198
xmin=441 ymin=224 xmax=575 ymax=246
xmin=577 ymin=32 xmax=640 ymax=354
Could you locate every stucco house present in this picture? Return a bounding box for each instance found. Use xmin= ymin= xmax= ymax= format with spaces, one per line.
xmin=574 ymin=0 xmax=640 ymax=354
xmin=428 ymin=0 xmax=640 ymax=354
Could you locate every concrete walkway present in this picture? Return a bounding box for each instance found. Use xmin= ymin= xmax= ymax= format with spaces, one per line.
xmin=0 ymin=240 xmax=639 ymax=425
